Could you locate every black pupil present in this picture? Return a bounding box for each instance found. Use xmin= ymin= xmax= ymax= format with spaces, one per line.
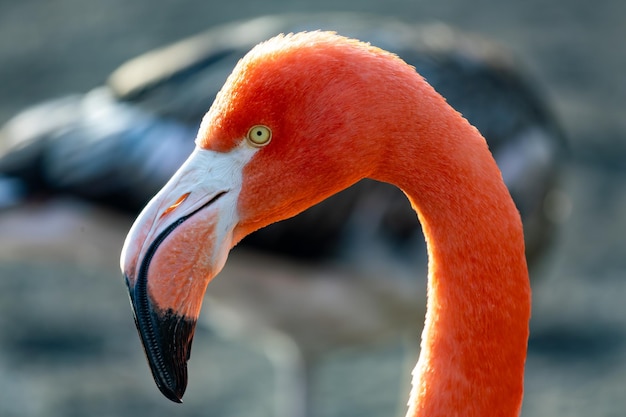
xmin=256 ymin=130 xmax=262 ymax=136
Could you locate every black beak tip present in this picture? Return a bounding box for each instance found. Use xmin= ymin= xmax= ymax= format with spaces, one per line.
xmin=157 ymin=382 xmax=185 ymax=403
xmin=125 ymin=274 xmax=196 ymax=404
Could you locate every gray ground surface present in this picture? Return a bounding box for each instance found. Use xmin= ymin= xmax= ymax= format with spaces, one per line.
xmin=1 ymin=1 xmax=625 ymax=416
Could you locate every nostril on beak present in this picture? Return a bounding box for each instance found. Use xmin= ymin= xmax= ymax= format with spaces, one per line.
xmin=160 ymin=193 xmax=191 ymax=219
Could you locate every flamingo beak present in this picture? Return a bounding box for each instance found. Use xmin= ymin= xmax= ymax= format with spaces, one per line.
xmin=120 ymin=146 xmax=251 ymax=402
xmin=125 ymin=275 xmax=195 ymax=403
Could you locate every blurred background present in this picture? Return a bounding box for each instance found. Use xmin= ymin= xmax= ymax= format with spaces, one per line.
xmin=0 ymin=0 xmax=625 ymax=416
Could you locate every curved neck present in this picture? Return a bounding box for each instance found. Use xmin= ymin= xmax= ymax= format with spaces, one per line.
xmin=373 ymin=79 xmax=531 ymax=417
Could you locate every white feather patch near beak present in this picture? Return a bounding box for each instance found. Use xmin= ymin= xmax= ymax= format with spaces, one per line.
xmin=120 ymin=140 xmax=260 ymax=284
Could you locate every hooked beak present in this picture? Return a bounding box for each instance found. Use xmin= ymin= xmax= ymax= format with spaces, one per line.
xmin=124 ymin=190 xmax=226 ymax=402
xmin=120 ymin=146 xmax=253 ymax=402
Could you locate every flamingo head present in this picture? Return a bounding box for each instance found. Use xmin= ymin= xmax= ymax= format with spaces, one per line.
xmin=120 ymin=32 xmax=421 ymax=402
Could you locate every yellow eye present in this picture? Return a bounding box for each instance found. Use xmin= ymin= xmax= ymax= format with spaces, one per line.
xmin=247 ymin=125 xmax=272 ymax=147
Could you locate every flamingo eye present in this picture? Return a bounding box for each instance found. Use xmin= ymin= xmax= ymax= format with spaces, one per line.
xmin=246 ymin=125 xmax=272 ymax=147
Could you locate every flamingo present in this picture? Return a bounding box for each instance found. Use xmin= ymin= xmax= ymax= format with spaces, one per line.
xmin=120 ymin=31 xmax=531 ymax=417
